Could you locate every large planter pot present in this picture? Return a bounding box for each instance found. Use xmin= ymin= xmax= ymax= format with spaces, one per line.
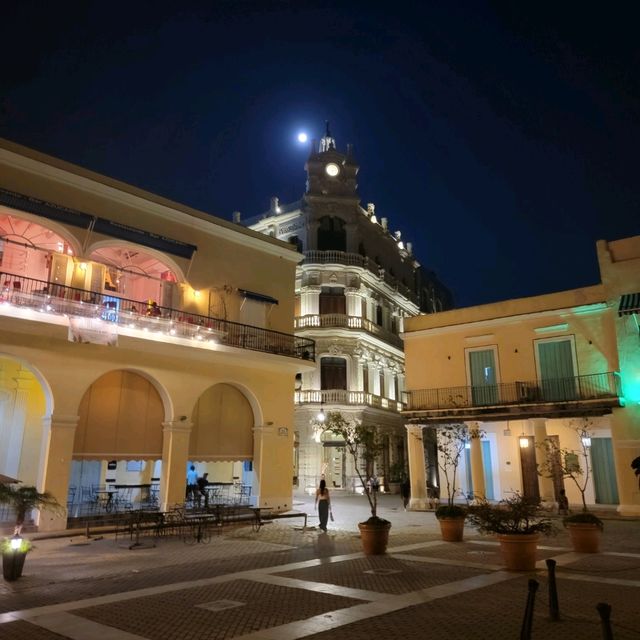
xmin=566 ymin=523 xmax=601 ymax=553
xmin=358 ymin=520 xmax=392 ymax=555
xmin=497 ymin=533 xmax=540 ymax=571
xmin=437 ymin=516 xmax=465 ymax=542
xmin=2 ymin=550 xmax=27 ymax=581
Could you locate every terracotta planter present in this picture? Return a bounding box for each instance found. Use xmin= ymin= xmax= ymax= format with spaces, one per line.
xmin=497 ymin=533 xmax=540 ymax=571
xmin=566 ymin=523 xmax=601 ymax=553
xmin=358 ymin=520 xmax=391 ymax=555
xmin=2 ymin=550 xmax=27 ymax=581
xmin=437 ymin=516 xmax=465 ymax=542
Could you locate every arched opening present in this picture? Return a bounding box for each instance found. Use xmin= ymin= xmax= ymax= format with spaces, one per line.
xmin=317 ymin=216 xmax=346 ymax=252
xmin=0 ymin=212 xmax=77 ymax=284
xmin=0 ymin=355 xmax=50 ymax=526
xmin=188 ymin=383 xmax=256 ymax=505
xmin=72 ymin=370 xmax=166 ymax=514
xmin=89 ymin=244 xmax=181 ymax=309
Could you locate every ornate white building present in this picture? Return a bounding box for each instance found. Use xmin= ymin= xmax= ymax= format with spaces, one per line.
xmin=243 ymin=126 xmax=451 ymax=494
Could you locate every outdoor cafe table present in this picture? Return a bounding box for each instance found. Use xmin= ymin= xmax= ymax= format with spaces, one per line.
xmin=183 ymin=512 xmax=219 ymax=544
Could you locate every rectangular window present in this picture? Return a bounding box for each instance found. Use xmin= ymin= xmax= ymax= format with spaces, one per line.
xmin=468 ymin=348 xmax=498 ymax=405
xmin=536 ymin=338 xmax=577 ymax=401
xmin=321 ymin=357 xmax=347 ymax=390
xmin=319 ymin=287 xmax=346 ymax=315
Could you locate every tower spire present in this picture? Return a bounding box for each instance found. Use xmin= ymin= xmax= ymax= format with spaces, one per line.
xmin=319 ymin=120 xmax=336 ymax=152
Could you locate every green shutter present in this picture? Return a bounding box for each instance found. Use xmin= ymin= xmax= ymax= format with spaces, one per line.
xmin=469 ymin=350 xmax=497 ymax=405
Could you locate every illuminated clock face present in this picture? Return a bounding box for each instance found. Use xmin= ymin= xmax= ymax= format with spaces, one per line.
xmin=325 ymin=163 xmax=340 ymax=177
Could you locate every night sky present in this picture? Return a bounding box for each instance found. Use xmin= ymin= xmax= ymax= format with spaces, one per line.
xmin=2 ymin=2 xmax=638 ymax=307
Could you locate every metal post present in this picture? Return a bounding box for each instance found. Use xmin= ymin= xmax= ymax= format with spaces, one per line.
xmin=546 ymin=558 xmax=560 ymax=621
xmin=520 ymin=579 xmax=539 ymax=640
xmin=596 ymin=602 xmax=613 ymax=640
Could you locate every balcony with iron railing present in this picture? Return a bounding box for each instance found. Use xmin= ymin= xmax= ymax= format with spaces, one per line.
xmin=0 ymin=271 xmax=315 ymax=361
xmin=295 ymin=313 xmax=403 ymax=350
xmin=403 ymin=372 xmax=622 ymax=423
xmin=295 ymin=389 xmax=405 ymax=413
xmin=301 ymin=250 xmax=418 ymax=303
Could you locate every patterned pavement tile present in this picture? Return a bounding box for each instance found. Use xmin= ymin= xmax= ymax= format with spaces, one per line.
xmin=0 ymin=620 xmax=69 ymax=640
xmin=74 ymin=579 xmax=363 ymax=640
xmin=274 ymin=555 xmax=489 ymax=594
xmin=303 ymin=574 xmax=640 ymax=640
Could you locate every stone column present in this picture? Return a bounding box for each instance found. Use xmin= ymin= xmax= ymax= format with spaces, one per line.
xmin=301 ymin=285 xmax=321 ymax=318
xmin=345 ymin=287 xmax=362 ymax=318
xmin=406 ymin=425 xmax=428 ymax=509
xmin=610 ymin=406 xmax=640 ymax=515
xmin=468 ymin=422 xmax=486 ymax=500
xmin=38 ymin=413 xmax=78 ymax=532
xmin=160 ymin=419 xmax=192 ymax=510
xmin=530 ymin=417 xmax=555 ymax=503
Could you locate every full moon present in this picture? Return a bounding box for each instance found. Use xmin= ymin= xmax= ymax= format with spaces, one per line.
xmin=297 ymin=132 xmax=308 ymax=143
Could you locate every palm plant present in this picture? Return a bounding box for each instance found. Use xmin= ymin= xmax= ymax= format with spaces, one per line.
xmin=0 ymin=484 xmax=62 ymax=535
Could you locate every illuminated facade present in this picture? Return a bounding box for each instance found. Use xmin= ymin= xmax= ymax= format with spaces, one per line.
xmin=402 ymin=235 xmax=640 ymax=515
xmin=0 ymin=138 xmax=314 ymax=530
xmin=244 ymin=128 xmax=451 ymax=493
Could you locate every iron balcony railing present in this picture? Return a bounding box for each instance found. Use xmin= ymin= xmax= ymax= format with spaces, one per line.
xmin=295 ymin=313 xmax=403 ymax=349
xmin=405 ymin=372 xmax=621 ymax=412
xmin=295 ymin=389 xmax=405 ymax=413
xmin=0 ymin=271 xmax=315 ymax=361
xmin=301 ymin=250 xmax=418 ymax=303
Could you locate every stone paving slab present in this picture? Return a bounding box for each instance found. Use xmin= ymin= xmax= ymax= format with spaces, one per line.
xmin=74 ymin=579 xmax=364 ymax=640
xmin=275 ymin=555 xmax=490 ymax=595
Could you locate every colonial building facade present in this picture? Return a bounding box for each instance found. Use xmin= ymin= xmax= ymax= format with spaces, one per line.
xmin=402 ymin=235 xmax=640 ymax=515
xmin=0 ymin=138 xmax=314 ymax=530
xmin=244 ymin=128 xmax=451 ymax=493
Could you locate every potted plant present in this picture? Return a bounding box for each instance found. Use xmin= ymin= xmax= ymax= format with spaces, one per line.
xmin=323 ymin=411 xmax=391 ymax=554
xmin=0 ymin=483 xmax=61 ymax=581
xmin=537 ymin=418 xmax=604 ymax=553
xmin=467 ymin=493 xmax=556 ymax=571
xmin=434 ymin=423 xmax=471 ymax=542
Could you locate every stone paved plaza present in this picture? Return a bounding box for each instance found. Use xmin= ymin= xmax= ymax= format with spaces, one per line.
xmin=0 ymin=494 xmax=638 ymax=639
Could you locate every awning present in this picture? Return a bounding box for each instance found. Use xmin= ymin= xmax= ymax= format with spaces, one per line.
xmin=618 ymin=292 xmax=640 ymax=317
xmin=238 ymin=289 xmax=278 ymax=305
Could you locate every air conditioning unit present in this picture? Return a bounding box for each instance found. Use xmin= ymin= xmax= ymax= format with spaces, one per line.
xmin=516 ymin=382 xmax=538 ymax=402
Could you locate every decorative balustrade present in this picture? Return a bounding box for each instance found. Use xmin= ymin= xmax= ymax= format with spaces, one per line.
xmin=301 ymin=250 xmax=418 ymax=303
xmin=295 ymin=389 xmax=404 ymax=412
xmin=295 ymin=313 xmax=403 ymax=349
xmin=405 ymin=372 xmax=621 ymax=412
xmin=0 ymin=271 xmax=315 ymax=361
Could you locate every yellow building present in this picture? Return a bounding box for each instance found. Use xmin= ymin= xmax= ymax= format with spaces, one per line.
xmin=0 ymin=138 xmax=315 ymax=531
xmin=402 ymin=235 xmax=640 ymax=515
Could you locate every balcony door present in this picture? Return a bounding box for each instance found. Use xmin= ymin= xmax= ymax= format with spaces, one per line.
xmin=536 ymin=338 xmax=577 ymax=401
xmin=319 ymin=287 xmax=346 ymax=316
xmin=468 ymin=348 xmax=498 ymax=406
xmin=321 ymin=357 xmax=347 ymax=391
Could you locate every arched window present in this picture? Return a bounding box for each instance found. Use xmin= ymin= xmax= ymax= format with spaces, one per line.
xmin=317 ymin=216 xmax=346 ymax=251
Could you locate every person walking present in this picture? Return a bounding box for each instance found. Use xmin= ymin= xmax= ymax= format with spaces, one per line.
xmin=400 ymin=475 xmax=411 ymax=510
xmin=314 ymin=479 xmax=331 ymax=532
xmin=197 ymin=472 xmax=210 ymax=507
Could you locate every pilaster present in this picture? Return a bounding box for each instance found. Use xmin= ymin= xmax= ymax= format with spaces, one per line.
xmin=160 ymin=419 xmax=193 ymax=510
xmin=529 ymin=417 xmax=555 ymax=503
xmin=406 ymin=424 xmax=428 ymax=509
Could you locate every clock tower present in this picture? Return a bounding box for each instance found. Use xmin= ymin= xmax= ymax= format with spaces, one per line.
xmin=305 ymin=122 xmax=359 ymax=200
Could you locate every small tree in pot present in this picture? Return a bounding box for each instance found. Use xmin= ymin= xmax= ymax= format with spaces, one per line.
xmin=537 ymin=418 xmax=604 ymax=552
xmin=323 ymin=411 xmax=390 ymax=554
xmin=0 ymin=483 xmax=62 ymax=581
xmin=434 ymin=423 xmax=477 ymax=541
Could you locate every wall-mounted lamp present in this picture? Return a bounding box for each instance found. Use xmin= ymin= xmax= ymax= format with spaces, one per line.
xmin=581 ymin=436 xmax=592 ymax=448
xmin=316 ymin=403 xmax=326 ymax=423
xmin=519 ymin=434 xmax=529 ymax=448
xmin=193 ymin=289 xmax=201 ymax=298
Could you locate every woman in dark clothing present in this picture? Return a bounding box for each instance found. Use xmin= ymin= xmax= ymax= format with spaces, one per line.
xmin=314 ymin=479 xmax=331 ymax=531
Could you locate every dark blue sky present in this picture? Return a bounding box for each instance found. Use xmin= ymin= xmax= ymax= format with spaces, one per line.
xmin=2 ymin=1 xmax=638 ymax=307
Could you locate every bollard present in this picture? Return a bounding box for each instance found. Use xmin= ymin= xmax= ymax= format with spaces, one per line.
xmin=546 ymin=558 xmax=560 ymax=621
xmin=596 ymin=602 xmax=613 ymax=640
xmin=520 ymin=578 xmax=539 ymax=640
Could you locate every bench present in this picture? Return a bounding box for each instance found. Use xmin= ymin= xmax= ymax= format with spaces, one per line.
xmin=259 ymin=510 xmax=307 ymax=530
